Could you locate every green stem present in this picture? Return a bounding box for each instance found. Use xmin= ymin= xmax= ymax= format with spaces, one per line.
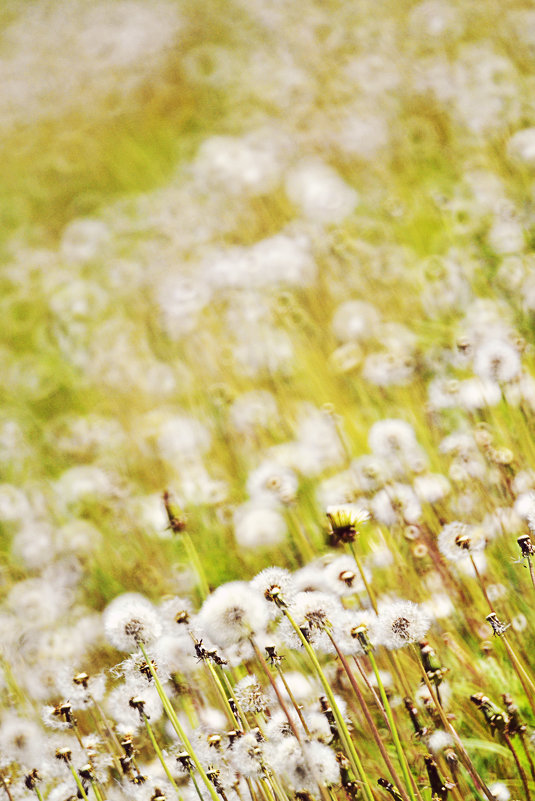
xmin=183 ymin=533 xmax=210 ymax=599
xmin=34 ymin=789 xmax=44 ymax=801
xmin=366 ymin=649 xmax=420 ymax=801
xmin=138 ymin=643 xmax=220 ymax=801
xmin=144 ymin=713 xmax=184 ymax=799
xmin=274 ymin=662 xmax=311 ymax=736
xmin=282 ymin=610 xmax=376 ymax=801
xmin=69 ymin=764 xmax=90 ymax=801
xmin=205 ymin=660 xmax=239 ymax=727
xmin=216 ymin=666 xmax=251 ymax=731
xmin=327 ymin=633 xmax=413 ymax=801
xmin=502 ymin=636 xmax=535 ymax=718
xmin=249 ymin=638 xmax=332 ymax=801
xmin=349 ymin=542 xmax=378 ymax=614
xmin=190 ymin=771 xmax=206 ymax=801
xmin=527 ymin=555 xmax=535 ymax=593
xmin=91 ymin=780 xmax=105 ymax=801
xmin=287 ymin=508 xmax=316 ymax=562
xmin=503 ymin=732 xmax=531 ymax=801
xmin=412 ymin=649 xmax=495 ymax=801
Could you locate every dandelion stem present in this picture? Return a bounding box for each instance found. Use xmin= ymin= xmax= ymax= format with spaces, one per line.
xmin=249 ymin=637 xmax=331 ymax=801
xmin=503 ymin=731 xmax=531 ymax=801
xmin=273 ymin=661 xmax=311 ymax=736
xmin=138 ymin=642 xmax=221 ymax=801
xmin=69 ymin=764 xmax=90 ymax=801
xmin=411 ymin=647 xmax=495 ymax=801
xmin=91 ymin=695 xmax=124 ymax=754
xmin=501 ymin=635 xmax=535 ymax=718
xmin=34 ymin=788 xmax=44 ymax=801
xmin=216 ymin=666 xmax=251 ymax=731
xmin=190 ymin=771 xmax=206 ymax=801
xmin=527 ymin=555 xmax=535 ymax=593
xmin=91 ymin=780 xmax=105 ymax=801
xmin=287 ymin=508 xmax=316 ymax=562
xmin=281 ymin=610 xmax=377 ymax=801
xmin=349 ymin=542 xmax=378 ymax=614
xmin=183 ymin=532 xmax=210 ymax=599
xmin=144 ymin=712 xmax=184 ymax=799
xmin=0 ymin=776 xmax=14 ymax=801
xmin=327 ymin=631 xmax=413 ymax=801
xmin=205 ymin=660 xmax=239 ymax=727
xmin=520 ymin=731 xmax=535 ymax=783
xmin=365 ymin=648 xmax=422 ymax=801
xmin=470 ymin=555 xmax=535 ymax=716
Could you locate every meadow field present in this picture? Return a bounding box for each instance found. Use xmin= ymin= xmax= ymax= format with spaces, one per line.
xmin=2 ymin=1 xmax=535 ymax=799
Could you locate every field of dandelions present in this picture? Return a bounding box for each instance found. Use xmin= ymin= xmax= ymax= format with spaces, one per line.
xmin=5 ymin=1 xmax=535 ymax=800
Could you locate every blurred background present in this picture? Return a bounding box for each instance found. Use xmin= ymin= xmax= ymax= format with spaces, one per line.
xmin=1 ymin=0 xmax=535 ymax=605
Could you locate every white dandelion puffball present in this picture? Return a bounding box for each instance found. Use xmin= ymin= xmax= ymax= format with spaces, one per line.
xmin=473 ymin=338 xmax=521 ymax=383
xmin=285 ymin=159 xmax=359 ymax=223
xmin=103 ymin=593 xmax=162 ymax=651
xmin=196 ymin=581 xmax=271 ymax=648
xmin=233 ymin=502 xmax=287 ymax=549
xmin=376 ymin=600 xmax=431 ymax=650
xmin=507 ymin=127 xmax=535 ymax=166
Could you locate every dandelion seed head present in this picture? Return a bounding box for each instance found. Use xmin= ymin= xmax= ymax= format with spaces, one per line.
xmin=196 ymin=582 xmax=270 ymax=648
xmin=371 ymin=484 xmax=422 ymax=526
xmin=234 ymin=676 xmax=269 ymax=714
xmin=321 ymin=554 xmax=369 ymax=597
xmin=332 ymin=608 xmax=379 ymax=656
xmin=103 ymin=593 xmax=162 ymax=652
xmin=278 ymin=592 xmax=339 ymax=652
xmin=250 ymin=566 xmax=296 ymax=608
xmin=489 ymin=781 xmax=511 ymax=801
xmin=233 ymin=498 xmax=287 ymax=549
xmin=438 ymin=521 xmax=486 ymax=562
xmin=376 ymin=600 xmax=431 ymax=650
xmin=227 ymin=731 xmax=264 ymax=778
xmin=427 ymin=730 xmax=454 ymax=753
xmin=473 ymin=338 xmax=521 ymax=384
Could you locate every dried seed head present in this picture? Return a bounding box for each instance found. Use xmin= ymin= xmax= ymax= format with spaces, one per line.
xmin=24 ymin=770 xmax=41 ymax=790
xmin=518 ymin=534 xmax=535 ymax=558
xmin=486 ymin=612 xmax=510 ymax=637
xmin=73 ymin=672 xmax=90 ymax=688
xmin=55 ymin=747 xmax=72 ymax=763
